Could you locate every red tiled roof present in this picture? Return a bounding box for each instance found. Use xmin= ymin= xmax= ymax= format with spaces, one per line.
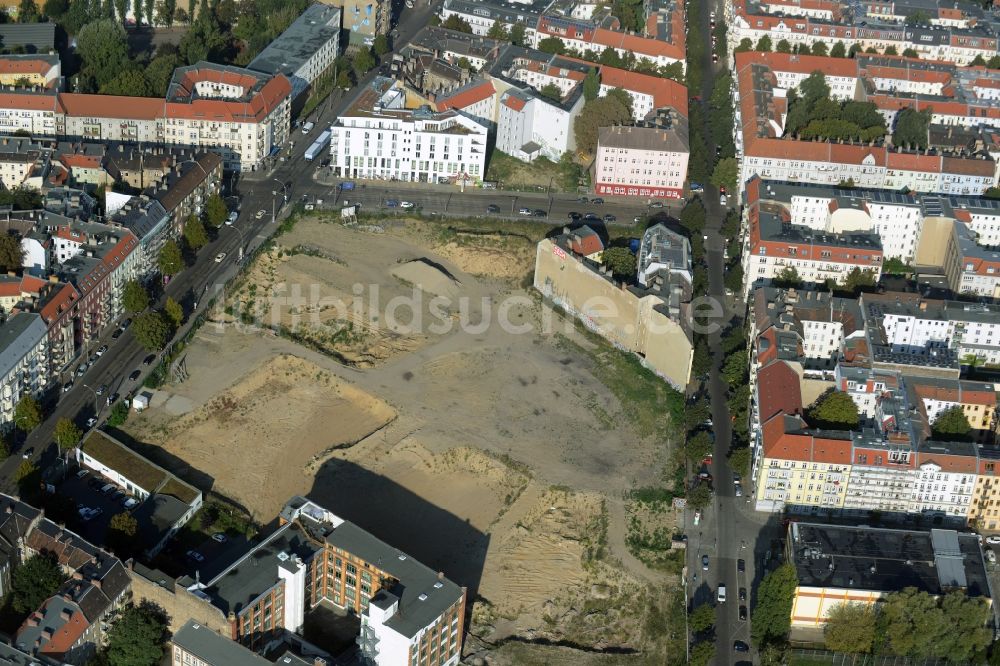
xmin=165 ymin=74 xmax=292 ymax=123
xmin=756 ymin=360 xmax=803 ymax=423
xmin=502 ymin=94 xmax=525 ymax=112
xmin=40 ymin=282 xmax=78 ymax=325
xmin=0 ymin=58 xmax=55 ymax=76
xmin=58 ymin=154 xmax=103 ymax=169
xmin=593 ymin=63 xmax=689 ymax=118
xmin=59 ymin=93 xmax=163 ymax=121
xmin=437 ymin=80 xmax=495 ymax=112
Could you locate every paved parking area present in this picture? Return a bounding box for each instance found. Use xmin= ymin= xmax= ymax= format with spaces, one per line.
xmin=57 ymin=467 xmax=141 ymax=544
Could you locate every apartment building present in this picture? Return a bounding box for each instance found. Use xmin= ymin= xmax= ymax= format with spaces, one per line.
xmin=786 ymin=522 xmax=989 ymax=635
xmin=0 ymin=63 xmax=290 ymax=172
xmin=496 ymin=87 xmax=582 ymax=162
xmin=248 ymin=4 xmax=341 ymax=101
xmin=733 ymin=52 xmax=997 ymax=196
xmin=319 ymin=0 xmax=390 ymax=46
xmin=741 ymin=179 xmax=884 ymax=298
xmin=637 ymin=222 xmax=691 ymax=288
xmin=594 ymin=117 xmax=689 ymax=199
xmin=0 ymin=54 xmax=58 ymax=89
xmin=0 ymin=313 xmax=48 ymax=431
xmin=726 ymin=0 xmax=1000 ymax=66
xmin=171 ymin=619 xmax=324 ymax=666
xmin=330 ymin=78 xmax=489 ymax=183
xmin=439 ymin=0 xmax=549 ymax=40
xmin=534 ymin=230 xmax=693 ymax=389
xmin=180 ymin=496 xmax=467 ymax=665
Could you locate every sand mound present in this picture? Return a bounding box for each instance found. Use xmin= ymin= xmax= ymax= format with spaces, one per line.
xmin=391 ymin=258 xmax=460 ymax=299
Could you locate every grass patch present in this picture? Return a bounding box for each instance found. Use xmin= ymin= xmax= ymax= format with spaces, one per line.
xmin=172 ymin=498 xmax=257 ymax=549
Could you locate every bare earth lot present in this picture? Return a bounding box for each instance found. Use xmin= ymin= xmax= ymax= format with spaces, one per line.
xmin=125 ymin=217 xmax=681 ymax=658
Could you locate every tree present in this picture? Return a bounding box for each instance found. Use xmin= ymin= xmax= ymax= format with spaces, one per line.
xmin=204 ymin=193 xmax=227 ymax=227
xmin=884 ymin=45 xmax=898 ymax=56
xmin=42 ymin=0 xmax=69 ymax=20
xmin=903 ymin=47 xmax=918 ymax=58
xmin=53 ymin=417 xmax=83 ymax=451
xmin=882 ymin=257 xmax=911 ymax=275
xmin=352 ymin=45 xmax=376 ymax=74
xmin=710 ymin=157 xmax=738 ymax=193
xmin=372 ymin=34 xmax=389 ymax=57
xmin=692 ymin=338 xmax=711 ymax=377
xmin=931 ymin=406 xmax=973 ymax=441
xmin=486 ymin=19 xmax=508 ymax=40
xmin=105 ymin=602 xmax=170 ymax=666
xmin=573 ymin=95 xmax=632 ymax=153
xmin=602 ymin=247 xmax=636 ymax=280
xmin=689 ymin=602 xmax=715 ymax=634
xmin=158 ymin=239 xmax=183 ymax=275
xmin=893 ymin=107 xmax=931 ymax=149
xmin=806 ymin=389 xmax=859 ymax=430
xmin=113 ymin=0 xmax=126 ymax=20
xmin=0 ymin=233 xmax=24 ymax=272
xmin=143 ymin=0 xmax=153 ymax=24
xmin=133 ymin=311 xmax=171 ymax=351
xmin=755 ymin=36 xmax=772 ymax=51
xmin=101 ymin=68 xmax=153 ymax=96
xmin=144 ymin=52 xmax=181 ymax=97
xmin=13 ymin=395 xmax=42 ymax=434
xmin=537 ymin=82 xmax=561 ymax=101
xmin=776 ymin=39 xmax=791 ymax=53
xmin=123 ymin=280 xmax=150 ymax=313
xmin=752 ymin=563 xmax=797 ymax=645
xmin=106 ymin=401 xmax=129 ymax=427
xmin=17 ymin=0 xmax=40 ymax=21
xmin=686 ymin=431 xmax=713 ymax=465
xmin=183 ymin=215 xmax=208 ymax=250
xmin=842 ymin=267 xmax=876 ymax=293
xmin=722 ymin=349 xmax=748 ymax=385
xmin=537 ymin=36 xmax=566 ymax=54
xmin=734 ymin=38 xmax=753 ymax=53
xmin=441 ymin=14 xmax=472 ymax=33
xmin=883 ymin=588 xmax=991 ymax=660
xmin=178 ymin=13 xmax=227 ymax=64
xmin=824 ymin=602 xmax=876 ymax=653
xmin=830 ymin=41 xmax=846 ymax=58
xmin=509 ymin=22 xmax=526 ymax=46
xmin=811 ymin=41 xmax=829 ymax=56
xmin=729 ymin=447 xmax=751 ymax=478
xmin=133 ymin=0 xmax=142 ymax=24
xmin=689 ymin=640 xmax=716 ymax=666
xmin=76 ymin=19 xmax=130 ymax=90
xmin=687 ymin=483 xmax=711 ymax=510
xmin=849 ymin=44 xmax=863 ymax=57
xmin=107 ymin=511 xmax=138 ymax=556
xmin=904 ymin=10 xmax=931 ymax=25
xmin=11 ymin=553 xmax=64 ymax=613
xmin=583 ymin=67 xmax=600 ymax=101
xmin=0 ymin=436 xmax=10 ymax=460
xmin=164 ymin=297 xmax=183 ymax=329
xmin=772 ymin=265 xmax=802 ymax=288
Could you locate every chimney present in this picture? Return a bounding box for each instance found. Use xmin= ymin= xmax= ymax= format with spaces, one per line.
xmin=91 ymin=578 xmax=102 ymax=590
xmin=438 ymin=571 xmax=444 ymax=581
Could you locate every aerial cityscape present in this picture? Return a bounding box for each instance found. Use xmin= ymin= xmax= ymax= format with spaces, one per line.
xmin=0 ymin=0 xmax=997 ymax=665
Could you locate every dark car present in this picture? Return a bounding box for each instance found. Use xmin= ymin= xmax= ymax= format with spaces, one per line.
xmin=120 ymin=318 xmax=131 ymax=329
xmin=701 ymin=554 xmax=709 ymax=570
xmin=577 ymin=196 xmax=588 ymax=203
xmin=385 ymin=199 xmax=399 ymax=208
xmin=583 ymin=213 xmax=600 ymax=221
xmin=739 ymin=605 xmax=748 ymax=621
xmin=143 ymin=354 xmax=156 ymax=366
xmin=739 ymin=587 xmax=747 ymax=602
xmin=603 ymin=214 xmax=616 ymax=223
xmin=734 ymin=641 xmax=750 ymax=653
xmin=129 ymin=370 xmax=141 ymax=382
xmin=111 ymin=329 xmax=123 ymax=340
xmin=568 ymin=212 xmax=581 ymax=220
xmin=738 ymin=559 xmax=746 ymax=572
xmin=532 ymin=209 xmax=547 ymax=217
xmin=648 ymin=201 xmax=663 ymax=208
xmin=591 ymin=197 xmax=604 ymax=204
xmin=486 ymin=204 xmax=500 ymax=213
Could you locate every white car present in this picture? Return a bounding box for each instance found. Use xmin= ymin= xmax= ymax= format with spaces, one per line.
xmin=518 ymin=207 xmax=532 ymax=215
xmin=215 ymin=253 xmax=226 ymax=263
xmin=400 ymin=201 xmax=415 ymax=209
xmin=986 ymin=536 xmax=1000 ymax=545
xmin=255 ymin=210 xmax=266 ymax=220
xmin=226 ymin=211 xmax=237 ymax=226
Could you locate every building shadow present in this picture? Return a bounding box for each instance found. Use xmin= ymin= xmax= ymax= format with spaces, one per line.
xmin=306 ymin=458 xmax=490 ymax=603
xmin=103 ymin=426 xmax=216 ymax=493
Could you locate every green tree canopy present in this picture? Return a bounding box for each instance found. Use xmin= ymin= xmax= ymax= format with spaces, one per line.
xmin=573 ymin=94 xmax=632 ymax=153
xmin=773 ymin=265 xmax=802 ymax=288
xmin=686 ymin=431 xmax=714 ymax=465
xmin=776 ymin=39 xmax=792 ymax=53
xmin=54 ymin=417 xmax=83 ymax=451
xmin=183 ymin=215 xmax=208 ymax=250
xmin=729 ymin=447 xmax=751 ymax=478
xmin=538 ymin=36 xmax=567 ymax=54
xmin=132 ymin=311 xmax=171 ymax=351
xmin=710 ymin=157 xmax=738 ymax=193
xmin=583 ymin=67 xmax=600 ymax=101
xmin=602 ymin=247 xmax=636 ymax=280
xmin=883 ymin=588 xmax=991 ymax=660
xmin=123 ymin=280 xmax=149 ymax=313
xmin=722 ymin=349 xmax=749 ymax=385
xmin=100 ymin=67 xmax=154 ymax=96
xmin=902 ymin=48 xmax=919 ymax=58
xmin=11 ymin=553 xmax=65 ymax=613
xmin=752 ymin=563 xmax=798 ymax=645
xmin=13 ymin=395 xmax=41 ymax=433
xmin=353 ymin=46 xmax=376 ymax=74
xmin=904 ymin=10 xmax=931 ymax=25
xmin=0 ymin=232 xmax=24 ymax=273
xmin=372 ymin=34 xmax=390 ymax=57
xmin=107 ymin=511 xmax=138 ymax=557
xmin=687 ymin=482 xmax=711 ymax=510
xmin=204 ymin=193 xmax=228 ymax=227
xmin=692 ymin=338 xmax=711 ymax=377
xmin=164 ymin=297 xmax=183 ymax=329
xmin=538 ymin=82 xmax=562 ymax=101
xmin=734 ymin=38 xmax=753 ymax=53
xmin=689 ymin=640 xmax=716 ymax=666
xmin=690 ymin=602 xmax=716 ymax=634
xmin=931 ymin=406 xmax=973 ymax=441
xmin=824 ymin=602 xmax=876 ymax=653
xmin=811 ymin=41 xmax=828 ymax=56
xmin=441 ymin=14 xmax=472 ymax=32
xmin=755 ymin=36 xmax=772 ymax=51
xmin=806 ymin=389 xmax=859 ymax=430
xmin=884 ymin=45 xmax=898 ymax=56
xmin=145 ymin=52 xmax=182 ymax=97
xmin=830 ymin=41 xmax=846 ymax=58
xmin=509 ymin=22 xmax=527 ymax=46
xmin=486 ymin=19 xmax=508 ymax=40
xmin=892 ymin=107 xmax=932 ymax=150
xmin=76 ymin=19 xmax=130 ymax=90
xmin=841 ymin=267 xmax=877 ymax=293
xmin=17 ymin=0 xmax=40 ymax=22
xmin=105 ymin=602 xmax=170 ymax=666
xmin=158 ymin=239 xmax=183 ymax=275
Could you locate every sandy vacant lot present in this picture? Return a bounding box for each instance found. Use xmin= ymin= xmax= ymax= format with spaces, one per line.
xmin=128 ymin=217 xmax=679 ymax=654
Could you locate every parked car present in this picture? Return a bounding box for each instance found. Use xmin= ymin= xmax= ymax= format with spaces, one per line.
xmin=63 ymin=381 xmax=74 ymax=393
xmin=701 ymin=555 xmax=709 ymax=570
xmin=75 ymin=469 xmax=88 ymax=479
xmin=95 ymin=384 xmax=107 ymax=396
xmin=107 ymin=393 xmax=119 ymax=406
xmin=734 ymin=641 xmax=749 ymax=653
xmin=123 ymin=498 xmax=138 ymax=510
xmin=143 ymin=354 xmax=156 ymax=366
xmin=486 ymin=204 xmax=500 ymax=213
xmin=100 ymin=484 xmax=115 ymax=494
xmin=111 ymin=491 xmax=125 ymax=502
xmin=603 ymin=214 xmax=616 ymax=223
xmin=111 ymin=329 xmax=123 ymax=340
xmin=648 ymin=201 xmax=663 ymax=208
xmin=214 ymin=253 xmax=226 ymax=263
xmin=735 ymin=485 xmax=743 ymax=497
xmin=583 ymin=213 xmax=600 ymax=221
xmin=385 ymin=199 xmax=399 ymax=208
xmin=518 ymin=207 xmax=532 ymax=215
xmin=212 ymin=533 xmax=228 ymax=543
xmin=129 ymin=370 xmax=141 ymax=382
xmin=739 ymin=587 xmax=747 ymax=602
xmin=712 ymin=53 xmax=719 ymax=63
xmin=21 ymin=448 xmax=33 ymax=459
xmin=532 ymin=209 xmax=547 ymax=217
xmin=568 ymin=212 xmax=581 ymax=220
xmin=987 ymin=535 xmax=1000 ymax=545
xmin=187 ymin=550 xmax=205 ymax=563
xmin=738 ymin=559 xmax=746 ymax=572
xmin=255 ymin=210 xmax=266 ymax=220
xmin=96 ymin=345 xmax=108 ymax=356
xmin=720 ymin=193 xmax=728 ymax=206
xmin=689 ymin=182 xmax=705 ymax=193
xmin=400 ymin=201 xmax=415 ymax=209
xmin=120 ymin=318 xmax=132 ymax=329
xmin=739 ymin=605 xmax=747 ymax=621
xmin=717 ymin=584 xmax=727 ymax=603
xmin=76 ymin=364 xmax=87 ymax=377
xmin=226 ymin=211 xmax=237 ymax=226
xmin=591 ymin=197 xmax=604 ymax=204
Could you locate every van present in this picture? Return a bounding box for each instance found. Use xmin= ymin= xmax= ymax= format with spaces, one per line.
xmin=717 ymin=584 xmax=727 ymax=603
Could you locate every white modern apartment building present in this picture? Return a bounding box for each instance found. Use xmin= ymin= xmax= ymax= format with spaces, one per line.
xmin=331 ymin=79 xmax=489 ymax=183
xmin=496 ymin=88 xmax=581 ymax=162
xmin=0 ymin=313 xmax=49 ymax=431
xmin=247 ymin=3 xmax=341 ymax=101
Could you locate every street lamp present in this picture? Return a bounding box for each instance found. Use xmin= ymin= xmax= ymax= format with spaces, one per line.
xmin=271 ymin=179 xmax=288 ymax=224
xmin=227 ymin=224 xmax=246 ymax=261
